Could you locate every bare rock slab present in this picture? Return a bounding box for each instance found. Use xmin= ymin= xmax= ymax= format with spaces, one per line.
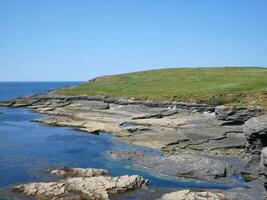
xmin=109 ymin=151 xmax=238 ymax=182
xmin=13 ymin=168 xmax=147 ymax=200
xmin=158 ymin=189 xmax=258 ymax=200
xmin=159 ymin=190 xmax=227 ymax=200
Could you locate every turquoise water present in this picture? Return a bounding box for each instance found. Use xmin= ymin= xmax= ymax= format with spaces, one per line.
xmin=0 ymin=82 xmax=242 ymax=199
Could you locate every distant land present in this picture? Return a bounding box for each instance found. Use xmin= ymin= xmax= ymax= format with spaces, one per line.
xmin=57 ymin=67 xmax=267 ymax=107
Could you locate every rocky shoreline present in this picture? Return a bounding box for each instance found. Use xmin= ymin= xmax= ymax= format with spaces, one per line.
xmin=1 ymin=93 xmax=267 ymax=199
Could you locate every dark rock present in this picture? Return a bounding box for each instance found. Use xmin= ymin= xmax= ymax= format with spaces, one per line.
xmin=0 ymin=100 xmax=15 ymax=107
xmin=11 ymin=98 xmax=41 ymax=107
xmin=215 ymin=105 xmax=263 ymax=124
xmin=244 ymin=114 xmax=267 ymax=154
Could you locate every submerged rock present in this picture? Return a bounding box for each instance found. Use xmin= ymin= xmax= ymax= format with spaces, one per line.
xmin=215 ymin=105 xmax=263 ymax=124
xmin=14 ymin=167 xmax=147 ymax=200
xmin=48 ymin=167 xmax=108 ymax=178
xmin=244 ymin=114 xmax=267 ymax=154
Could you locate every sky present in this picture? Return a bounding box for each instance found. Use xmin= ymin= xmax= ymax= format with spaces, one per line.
xmin=0 ymin=0 xmax=267 ymax=81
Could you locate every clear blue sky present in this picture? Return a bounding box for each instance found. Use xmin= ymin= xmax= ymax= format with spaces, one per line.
xmin=0 ymin=0 xmax=266 ymax=81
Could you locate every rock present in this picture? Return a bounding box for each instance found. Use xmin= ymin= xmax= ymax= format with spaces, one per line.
xmin=261 ymin=147 xmax=267 ymax=168
xmin=14 ymin=168 xmax=147 ymax=200
xmin=72 ymin=100 xmax=110 ymax=110
xmin=158 ymin=188 xmax=259 ymax=200
xmin=215 ymin=105 xmax=263 ymax=124
xmin=0 ymin=100 xmax=15 ymax=107
xmin=240 ymin=171 xmax=259 ymax=182
xmin=244 ymin=114 xmax=267 ymax=154
xmin=159 ymin=190 xmax=227 ymax=200
xmin=48 ymin=167 xmax=108 ymax=178
xmin=109 ymin=151 xmax=238 ymax=182
xmin=11 ymin=98 xmax=41 ymax=107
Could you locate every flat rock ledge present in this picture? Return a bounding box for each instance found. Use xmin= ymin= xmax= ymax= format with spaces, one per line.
xmin=13 ymin=167 xmax=147 ymax=200
xmin=159 ymin=190 xmax=227 ymax=200
xmin=109 ymin=151 xmax=238 ymax=183
xmin=158 ymin=189 xmax=259 ymax=200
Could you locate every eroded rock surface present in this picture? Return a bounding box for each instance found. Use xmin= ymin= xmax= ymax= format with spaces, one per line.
xmin=244 ymin=114 xmax=267 ymax=154
xmin=215 ymin=105 xmax=263 ymax=124
xmin=109 ymin=150 xmax=239 ymax=182
xmin=14 ymin=168 xmax=147 ymax=200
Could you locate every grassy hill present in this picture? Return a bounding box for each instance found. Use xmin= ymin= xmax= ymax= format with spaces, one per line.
xmin=57 ymin=67 xmax=267 ymax=106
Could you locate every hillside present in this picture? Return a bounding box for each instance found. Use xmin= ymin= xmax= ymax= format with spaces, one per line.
xmin=57 ymin=67 xmax=267 ymax=106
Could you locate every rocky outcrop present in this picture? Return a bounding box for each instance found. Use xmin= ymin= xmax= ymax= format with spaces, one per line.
xmin=215 ymin=105 xmax=263 ymax=124
xmin=14 ymin=167 xmax=147 ymax=200
xmin=244 ymin=114 xmax=267 ymax=154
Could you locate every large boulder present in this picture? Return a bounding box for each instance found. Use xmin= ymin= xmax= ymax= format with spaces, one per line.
xmin=215 ymin=106 xmax=263 ymax=124
xmin=244 ymin=114 xmax=267 ymax=154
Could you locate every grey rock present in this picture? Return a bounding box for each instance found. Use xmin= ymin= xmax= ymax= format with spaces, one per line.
xmin=109 ymin=151 xmax=238 ymax=182
xmin=215 ymin=105 xmax=263 ymax=124
xmin=158 ymin=187 xmax=262 ymax=200
xmin=159 ymin=190 xmax=227 ymax=200
xmin=261 ymin=147 xmax=267 ymax=168
xmin=244 ymin=114 xmax=267 ymax=154
xmin=73 ymin=100 xmax=110 ymax=110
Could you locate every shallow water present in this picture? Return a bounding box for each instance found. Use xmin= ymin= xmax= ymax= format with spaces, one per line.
xmin=0 ymin=82 xmax=243 ymax=199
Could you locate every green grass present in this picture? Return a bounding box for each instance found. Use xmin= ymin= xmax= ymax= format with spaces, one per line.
xmin=57 ymin=67 xmax=267 ymax=106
